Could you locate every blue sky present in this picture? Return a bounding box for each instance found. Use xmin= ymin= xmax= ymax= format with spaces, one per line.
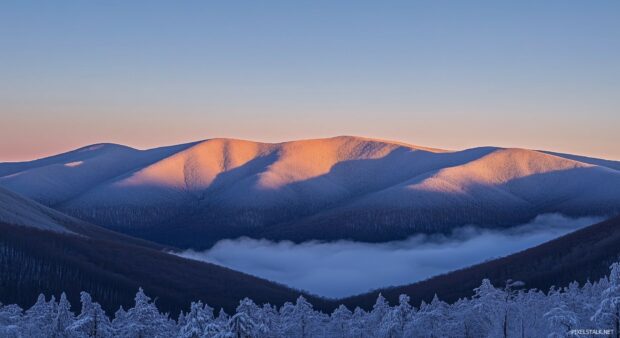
xmin=1 ymin=1 xmax=619 ymax=160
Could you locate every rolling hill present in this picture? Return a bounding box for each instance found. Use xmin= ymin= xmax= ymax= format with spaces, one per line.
xmin=2 ymin=136 xmax=619 ymax=248
xmin=0 ymin=186 xmax=327 ymax=315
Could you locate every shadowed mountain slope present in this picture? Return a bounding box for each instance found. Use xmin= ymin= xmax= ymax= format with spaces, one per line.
xmin=340 ymin=215 xmax=620 ymax=310
xmin=0 ymin=187 xmax=328 ymax=315
xmin=2 ymin=136 xmax=619 ymax=248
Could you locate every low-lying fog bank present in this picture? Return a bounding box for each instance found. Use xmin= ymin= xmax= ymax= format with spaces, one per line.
xmin=177 ymin=214 xmax=601 ymax=298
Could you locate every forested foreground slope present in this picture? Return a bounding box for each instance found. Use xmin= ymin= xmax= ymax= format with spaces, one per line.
xmin=0 ymin=185 xmax=330 ymax=315
xmin=0 ymin=222 xmax=330 ymax=316
xmin=343 ymin=215 xmax=620 ymax=310
xmin=2 ymin=261 xmax=619 ymax=337
xmin=0 ymin=185 xmax=163 ymax=250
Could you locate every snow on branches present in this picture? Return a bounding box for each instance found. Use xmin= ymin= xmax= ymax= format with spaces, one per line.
xmin=2 ymin=263 xmax=620 ymax=337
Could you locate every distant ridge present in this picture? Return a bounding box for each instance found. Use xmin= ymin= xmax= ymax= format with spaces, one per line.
xmin=2 ymin=136 xmax=619 ymax=248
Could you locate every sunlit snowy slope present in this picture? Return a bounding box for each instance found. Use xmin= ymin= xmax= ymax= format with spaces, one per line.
xmin=2 ymin=136 xmax=619 ymax=247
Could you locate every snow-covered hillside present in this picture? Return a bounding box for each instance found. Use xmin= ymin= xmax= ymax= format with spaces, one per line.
xmin=0 ymin=185 xmax=166 ymax=250
xmin=4 ymin=260 xmax=620 ymax=337
xmin=0 ymin=186 xmax=74 ymax=233
xmin=1 ymin=136 xmax=619 ymax=247
xmin=0 ymin=142 xmax=196 ymax=205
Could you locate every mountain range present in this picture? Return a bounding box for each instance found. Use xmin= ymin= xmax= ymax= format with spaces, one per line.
xmin=2 ymin=136 xmax=619 ymax=248
xmin=2 ymin=136 xmax=620 ymax=315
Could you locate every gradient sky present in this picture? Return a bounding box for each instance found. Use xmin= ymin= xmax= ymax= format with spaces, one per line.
xmin=1 ymin=0 xmax=619 ymax=161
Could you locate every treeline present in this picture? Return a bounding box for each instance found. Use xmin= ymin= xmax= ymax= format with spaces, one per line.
xmin=2 ymin=263 xmax=620 ymax=337
xmin=61 ymin=202 xmax=547 ymax=248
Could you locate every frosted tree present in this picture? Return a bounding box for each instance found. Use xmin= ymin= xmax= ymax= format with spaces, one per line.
xmin=119 ymin=288 xmax=174 ymax=338
xmin=51 ymin=292 xmax=75 ymax=338
xmin=349 ymin=307 xmax=368 ymax=338
xmin=216 ymin=308 xmax=230 ymax=326
xmin=237 ymin=298 xmax=277 ymax=337
xmin=236 ymin=298 xmax=268 ymax=336
xmin=202 ymin=322 xmax=227 ymax=338
xmin=0 ymin=302 xmax=23 ymax=337
xmin=409 ymin=294 xmax=449 ymax=338
xmin=451 ymin=298 xmax=484 ymax=338
xmin=177 ymin=310 xmax=187 ymax=328
xmin=544 ymin=301 xmax=577 ymax=338
xmin=513 ymin=289 xmax=548 ymax=337
xmin=328 ymin=304 xmax=352 ymax=338
xmin=592 ymin=262 xmax=620 ymax=338
xmin=22 ymin=294 xmax=54 ymax=337
xmin=228 ymin=311 xmax=257 ymax=338
xmin=178 ymin=301 xmax=215 ymax=338
xmin=472 ymin=279 xmax=523 ymax=338
xmin=69 ymin=292 xmax=113 ymax=338
xmin=258 ymin=303 xmax=280 ymax=338
xmin=368 ymin=294 xmax=390 ymax=337
xmin=279 ymin=296 xmax=322 ymax=338
xmin=380 ymin=294 xmax=413 ymax=338
xmin=580 ymin=279 xmax=604 ymax=323
xmin=6 ymin=261 xmax=620 ymax=338
xmin=195 ymin=308 xmax=231 ymax=338
xmin=111 ymin=306 xmax=129 ymax=336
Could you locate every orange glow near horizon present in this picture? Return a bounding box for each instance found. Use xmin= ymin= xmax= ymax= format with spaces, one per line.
xmin=2 ymin=2 xmax=618 ymax=162
xmin=1 ymin=113 xmax=618 ymax=162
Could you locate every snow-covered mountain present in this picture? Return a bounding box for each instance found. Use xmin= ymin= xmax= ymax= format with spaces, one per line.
xmin=0 ymin=142 xmax=196 ymax=205
xmin=0 ymin=184 xmax=167 ymax=249
xmin=2 ymin=136 xmax=619 ymax=248
xmin=0 ymin=185 xmax=75 ymax=233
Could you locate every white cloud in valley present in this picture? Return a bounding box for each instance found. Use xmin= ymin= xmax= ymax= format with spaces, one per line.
xmin=177 ymin=214 xmax=601 ymax=298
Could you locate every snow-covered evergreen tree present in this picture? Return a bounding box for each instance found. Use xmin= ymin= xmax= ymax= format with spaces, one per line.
xmin=111 ymin=306 xmax=128 ymax=336
xmin=592 ymin=262 xmax=620 ymax=338
xmin=544 ymin=301 xmax=577 ymax=338
xmin=51 ymin=292 xmax=75 ymax=338
xmin=279 ymin=296 xmax=323 ymax=338
xmin=513 ymin=289 xmax=548 ymax=337
xmin=258 ymin=303 xmax=280 ymax=338
xmin=178 ymin=301 xmax=215 ymax=338
xmin=0 ymin=302 xmax=23 ymax=337
xmin=409 ymin=294 xmax=449 ymax=338
xmin=474 ymin=279 xmax=521 ymax=338
xmin=69 ymin=292 xmax=113 ymax=338
xmin=328 ymin=305 xmax=352 ymax=338
xmin=368 ymin=294 xmax=389 ymax=337
xmin=380 ymin=294 xmax=412 ymax=338
xmin=22 ymin=294 xmax=55 ymax=337
xmin=349 ymin=307 xmax=368 ymax=338
xmin=228 ymin=311 xmax=257 ymax=338
xmin=4 ymin=260 xmax=620 ymax=338
xmin=118 ymin=288 xmax=174 ymax=338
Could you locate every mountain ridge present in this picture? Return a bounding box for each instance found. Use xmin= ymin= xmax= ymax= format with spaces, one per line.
xmin=2 ymin=136 xmax=619 ymax=248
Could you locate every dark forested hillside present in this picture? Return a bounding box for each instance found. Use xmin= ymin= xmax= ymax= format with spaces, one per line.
xmin=3 ymin=209 xmax=620 ymax=318
xmin=0 ymin=222 xmax=330 ymax=316
xmin=341 ymin=215 xmax=620 ymax=310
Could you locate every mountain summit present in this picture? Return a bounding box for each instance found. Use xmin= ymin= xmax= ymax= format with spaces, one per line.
xmin=2 ymin=136 xmax=619 ymax=248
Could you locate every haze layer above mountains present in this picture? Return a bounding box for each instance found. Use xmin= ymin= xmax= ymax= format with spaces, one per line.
xmin=2 ymin=136 xmax=619 ymax=249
